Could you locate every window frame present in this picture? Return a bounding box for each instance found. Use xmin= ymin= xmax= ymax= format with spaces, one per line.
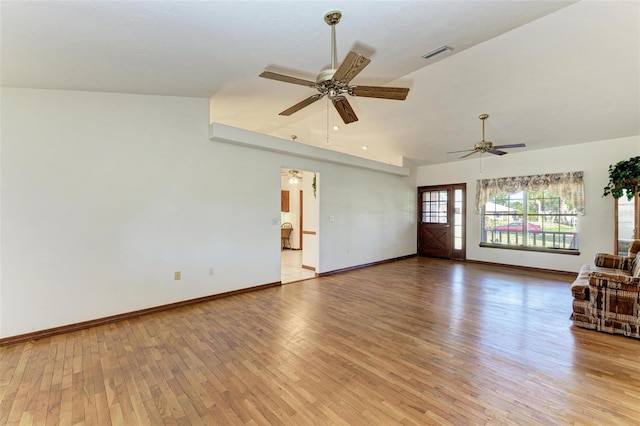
xmin=479 ymin=189 xmax=580 ymax=255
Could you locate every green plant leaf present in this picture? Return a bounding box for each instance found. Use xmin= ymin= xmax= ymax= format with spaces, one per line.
xmin=603 ymin=156 xmax=640 ymax=199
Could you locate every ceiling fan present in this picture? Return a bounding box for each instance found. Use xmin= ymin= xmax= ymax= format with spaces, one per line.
xmin=447 ymin=114 xmax=526 ymax=158
xmin=283 ymin=169 xmax=302 ymax=184
xmin=259 ymin=10 xmax=410 ymax=125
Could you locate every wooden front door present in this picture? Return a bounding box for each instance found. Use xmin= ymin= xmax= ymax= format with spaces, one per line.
xmin=418 ymin=184 xmax=466 ymax=260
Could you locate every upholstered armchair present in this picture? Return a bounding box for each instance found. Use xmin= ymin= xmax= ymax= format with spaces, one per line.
xmin=571 ymin=239 xmax=640 ymax=338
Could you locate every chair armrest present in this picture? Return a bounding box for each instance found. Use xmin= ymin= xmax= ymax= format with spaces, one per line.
xmin=593 ymin=253 xmax=633 ymax=270
xmin=589 ymin=271 xmax=640 ymax=288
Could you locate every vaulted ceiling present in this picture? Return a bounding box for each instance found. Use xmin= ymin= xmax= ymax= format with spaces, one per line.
xmin=2 ymin=1 xmax=638 ymax=166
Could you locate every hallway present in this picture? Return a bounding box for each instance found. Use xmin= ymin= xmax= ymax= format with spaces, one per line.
xmin=281 ymin=249 xmax=315 ymax=284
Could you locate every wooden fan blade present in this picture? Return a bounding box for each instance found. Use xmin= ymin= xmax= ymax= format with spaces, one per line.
xmin=492 ymin=143 xmax=526 ymax=149
xmin=279 ymin=94 xmax=325 ymax=116
xmin=332 ymin=97 xmax=358 ymax=124
xmin=259 ymin=71 xmax=317 ymax=88
xmin=446 ymin=149 xmax=474 ymax=154
xmin=487 ymin=149 xmax=508 ymax=156
xmin=460 ymin=151 xmax=478 ymax=159
xmin=350 ymin=86 xmax=409 ymax=100
xmin=332 ymin=51 xmax=371 ymax=84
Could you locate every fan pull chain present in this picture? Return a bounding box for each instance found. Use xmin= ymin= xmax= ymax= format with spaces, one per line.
xmin=326 ymin=98 xmax=330 ymax=143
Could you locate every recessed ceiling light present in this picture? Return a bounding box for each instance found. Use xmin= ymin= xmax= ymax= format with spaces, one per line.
xmin=362 ymin=146 xmax=368 ymax=150
xmin=333 ymin=125 xmax=339 ymax=131
xmin=422 ymin=45 xmax=452 ymax=60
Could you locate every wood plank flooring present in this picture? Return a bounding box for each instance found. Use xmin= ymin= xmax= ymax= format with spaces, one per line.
xmin=2 ymin=257 xmax=640 ymax=425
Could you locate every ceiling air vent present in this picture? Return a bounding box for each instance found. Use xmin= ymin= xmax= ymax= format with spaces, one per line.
xmin=422 ymin=45 xmax=452 ymax=60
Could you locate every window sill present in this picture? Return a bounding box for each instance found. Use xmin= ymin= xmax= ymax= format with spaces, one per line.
xmin=479 ymin=243 xmax=580 ymax=255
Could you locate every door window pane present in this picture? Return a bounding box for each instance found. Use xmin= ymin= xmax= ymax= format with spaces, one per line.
xmin=453 ymin=189 xmax=463 ymax=250
xmin=422 ymin=190 xmax=448 ymax=224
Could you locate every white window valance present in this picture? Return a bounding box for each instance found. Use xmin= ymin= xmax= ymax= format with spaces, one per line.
xmin=475 ymin=171 xmax=585 ymax=215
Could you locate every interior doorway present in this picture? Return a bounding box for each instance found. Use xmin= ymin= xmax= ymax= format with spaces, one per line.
xmin=281 ymin=168 xmax=319 ymax=283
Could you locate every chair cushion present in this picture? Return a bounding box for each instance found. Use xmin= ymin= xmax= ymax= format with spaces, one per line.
xmin=594 ymin=253 xmax=631 ymax=270
xmin=593 ymin=265 xmax=631 ymax=276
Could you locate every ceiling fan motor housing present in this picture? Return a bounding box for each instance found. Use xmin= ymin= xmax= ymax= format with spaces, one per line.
xmin=474 ymin=141 xmax=493 ymax=152
xmin=316 ymin=69 xmax=336 ymax=83
xmin=315 ymin=69 xmax=350 ymax=99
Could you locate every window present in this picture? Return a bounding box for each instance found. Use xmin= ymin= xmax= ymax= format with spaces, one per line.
xmin=453 ymin=188 xmax=463 ymax=250
xmin=615 ymin=189 xmax=639 ymax=255
xmin=421 ymin=189 xmax=448 ymax=224
xmin=481 ymin=190 xmax=579 ymax=252
xmin=476 ymin=171 xmax=583 ymax=254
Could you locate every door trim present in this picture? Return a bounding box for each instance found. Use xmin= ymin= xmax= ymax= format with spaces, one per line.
xmin=299 ymin=190 xmax=303 ymax=250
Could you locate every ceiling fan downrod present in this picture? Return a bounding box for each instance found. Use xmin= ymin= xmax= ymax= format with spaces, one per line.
xmin=480 ymin=113 xmax=489 ymax=142
xmin=324 ymin=10 xmax=342 ymax=70
xmin=474 ymin=114 xmax=493 ymax=152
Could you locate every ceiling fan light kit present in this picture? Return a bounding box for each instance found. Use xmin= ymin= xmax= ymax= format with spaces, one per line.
xmin=288 ymin=169 xmax=302 ymax=185
xmin=447 ymin=114 xmax=526 ymax=159
xmin=259 ymin=10 xmax=410 ymax=125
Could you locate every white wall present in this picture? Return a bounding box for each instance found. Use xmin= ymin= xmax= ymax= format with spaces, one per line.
xmin=0 ymin=87 xmax=416 ymax=338
xmin=319 ymin=165 xmax=416 ymax=272
xmin=416 ymin=136 xmax=640 ymax=272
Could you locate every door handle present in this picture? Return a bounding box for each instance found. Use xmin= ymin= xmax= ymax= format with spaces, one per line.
xmin=444 ymin=224 xmax=451 ymax=228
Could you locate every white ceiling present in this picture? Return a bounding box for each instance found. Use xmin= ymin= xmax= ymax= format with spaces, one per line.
xmin=2 ymin=1 xmax=638 ymax=166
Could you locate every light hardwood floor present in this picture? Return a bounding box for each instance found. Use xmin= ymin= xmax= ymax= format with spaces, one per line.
xmin=2 ymin=257 xmax=640 ymax=425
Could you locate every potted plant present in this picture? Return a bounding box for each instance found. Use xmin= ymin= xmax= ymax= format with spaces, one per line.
xmin=603 ymin=156 xmax=640 ymax=200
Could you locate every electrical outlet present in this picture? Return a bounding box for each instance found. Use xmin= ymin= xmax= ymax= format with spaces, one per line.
xmin=208 ymin=267 xmax=215 ymax=276
xmin=174 ymin=271 xmax=181 ymax=280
